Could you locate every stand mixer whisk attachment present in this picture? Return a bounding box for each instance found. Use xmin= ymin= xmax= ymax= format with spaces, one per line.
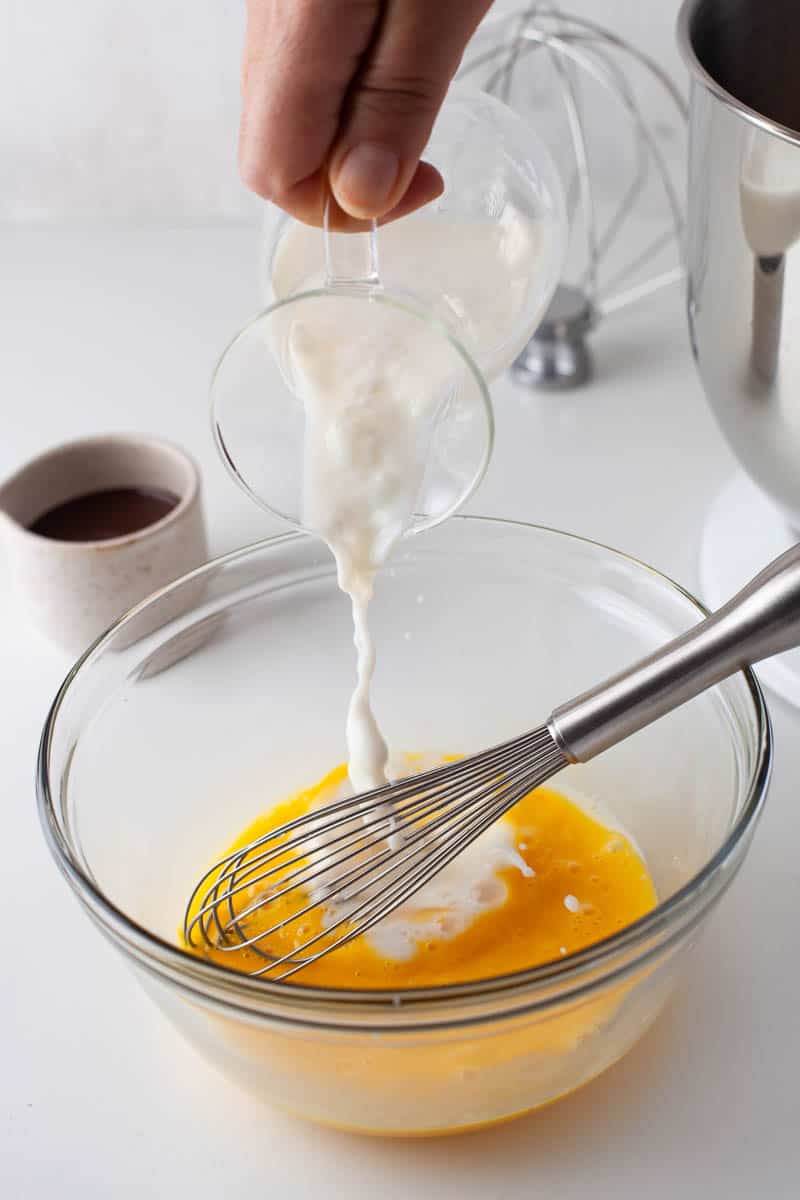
xmin=185 ymin=542 xmax=800 ymax=980
xmin=459 ymin=4 xmax=688 ymax=387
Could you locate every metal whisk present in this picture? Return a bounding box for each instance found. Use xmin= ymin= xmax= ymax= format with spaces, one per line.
xmin=184 ymin=543 xmax=800 ymax=980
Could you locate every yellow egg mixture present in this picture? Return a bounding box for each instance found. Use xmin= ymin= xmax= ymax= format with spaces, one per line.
xmin=186 ymin=762 xmax=657 ymax=988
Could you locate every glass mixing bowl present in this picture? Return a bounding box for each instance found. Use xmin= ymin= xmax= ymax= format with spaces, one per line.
xmin=38 ymin=518 xmax=770 ymax=1136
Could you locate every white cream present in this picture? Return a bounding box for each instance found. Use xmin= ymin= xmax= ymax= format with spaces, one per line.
xmin=364 ymin=819 xmax=533 ymax=961
xmin=346 ymin=591 xmax=389 ymax=793
xmin=305 ymin=766 xmax=533 ymax=961
xmin=297 ymin=768 xmax=647 ymax=963
xmin=741 ymin=134 xmax=800 ymax=256
xmin=274 ymin=214 xmax=543 ymax=793
xmin=272 ymin=216 xmax=546 ymax=955
xmin=285 ymin=295 xmax=462 ymax=794
xmin=272 ymin=212 xmax=543 ymax=382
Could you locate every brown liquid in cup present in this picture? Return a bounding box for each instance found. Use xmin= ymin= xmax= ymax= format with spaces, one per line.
xmin=28 ymin=486 xmax=179 ymax=543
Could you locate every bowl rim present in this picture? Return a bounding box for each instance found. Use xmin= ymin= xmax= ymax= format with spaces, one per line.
xmin=37 ymin=516 xmax=772 ymax=1031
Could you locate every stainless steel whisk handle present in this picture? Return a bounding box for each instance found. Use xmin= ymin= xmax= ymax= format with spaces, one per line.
xmin=550 ymin=543 xmax=800 ymax=763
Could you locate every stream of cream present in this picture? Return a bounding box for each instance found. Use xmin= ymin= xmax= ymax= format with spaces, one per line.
xmin=287 ymin=296 xmax=456 ymax=795
xmin=275 ymin=213 xmax=543 ymax=795
xmin=273 ymin=218 xmax=546 ymax=952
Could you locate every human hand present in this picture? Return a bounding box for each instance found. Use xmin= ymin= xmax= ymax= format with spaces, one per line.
xmin=239 ymin=0 xmax=492 ymax=225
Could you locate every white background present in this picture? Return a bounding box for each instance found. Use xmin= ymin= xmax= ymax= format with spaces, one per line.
xmin=2 ymin=0 xmax=684 ymax=226
xmin=4 ymin=2 xmax=800 ymax=1197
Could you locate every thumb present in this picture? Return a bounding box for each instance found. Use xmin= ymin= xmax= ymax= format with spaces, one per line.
xmin=329 ymin=0 xmax=491 ymax=220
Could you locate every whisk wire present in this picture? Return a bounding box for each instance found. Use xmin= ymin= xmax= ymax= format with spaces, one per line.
xmin=184 ymin=726 xmax=567 ymax=979
xmin=216 ymin=758 xmax=537 ymax=953
xmin=185 ymin=728 xmax=553 ymax=949
xmin=256 ymin=758 xmax=562 ymax=981
xmin=184 ymin=539 xmax=800 ymax=979
xmin=194 ymin=732 xmax=553 ymax=950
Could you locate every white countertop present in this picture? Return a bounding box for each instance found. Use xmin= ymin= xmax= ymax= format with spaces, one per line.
xmin=2 ymin=227 xmax=799 ymax=1198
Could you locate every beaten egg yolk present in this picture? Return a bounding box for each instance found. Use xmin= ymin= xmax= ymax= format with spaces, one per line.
xmin=186 ymin=762 xmax=657 ymax=988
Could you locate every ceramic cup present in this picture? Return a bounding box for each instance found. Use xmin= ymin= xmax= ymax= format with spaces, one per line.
xmin=0 ymin=434 xmax=208 ymax=655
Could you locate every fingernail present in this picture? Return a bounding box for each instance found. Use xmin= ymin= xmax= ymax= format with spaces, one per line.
xmin=332 ymin=143 xmax=400 ymax=217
